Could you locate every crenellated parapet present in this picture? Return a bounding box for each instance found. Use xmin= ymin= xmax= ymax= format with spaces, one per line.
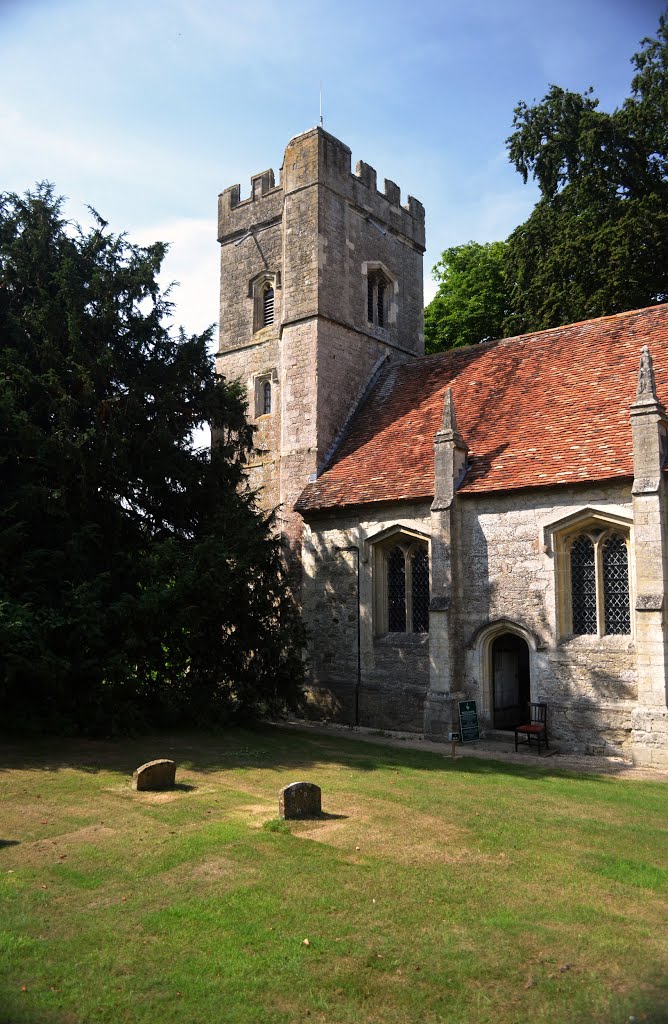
xmin=218 ymin=126 xmax=425 ymax=251
xmin=217 ymin=168 xmax=284 ymax=243
xmin=352 ymin=157 xmax=425 ymax=246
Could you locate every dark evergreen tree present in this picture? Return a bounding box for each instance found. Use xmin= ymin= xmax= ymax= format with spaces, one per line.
xmin=504 ymin=14 xmax=668 ymax=334
xmin=0 ymin=185 xmax=304 ymax=734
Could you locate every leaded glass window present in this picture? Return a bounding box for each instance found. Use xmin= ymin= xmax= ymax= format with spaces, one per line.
xmin=564 ymin=525 xmax=631 ymax=638
xmin=381 ymin=539 xmax=430 ymax=635
xmin=262 ymin=380 xmax=271 ymax=416
xmin=603 ymin=534 xmax=630 ymax=634
xmin=387 ymin=545 xmax=406 ymax=632
xmin=571 ymin=535 xmax=597 ymax=635
xmin=411 ymin=547 xmax=429 ymax=633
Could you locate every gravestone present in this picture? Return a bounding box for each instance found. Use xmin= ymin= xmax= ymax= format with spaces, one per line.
xmin=132 ymin=759 xmax=176 ymax=791
xmin=279 ymin=782 xmax=321 ymax=819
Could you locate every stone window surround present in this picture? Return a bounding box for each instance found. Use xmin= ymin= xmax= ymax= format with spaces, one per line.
xmin=370 ymin=524 xmax=430 ymax=636
xmin=542 ymin=506 xmax=634 ymax=641
xmin=252 ymin=368 xmax=278 ymax=420
xmin=248 ymin=270 xmax=281 ymax=335
xmin=361 ymin=261 xmax=397 ymax=335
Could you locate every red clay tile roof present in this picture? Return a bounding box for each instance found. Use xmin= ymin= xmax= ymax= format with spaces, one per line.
xmin=296 ymin=304 xmax=668 ymax=514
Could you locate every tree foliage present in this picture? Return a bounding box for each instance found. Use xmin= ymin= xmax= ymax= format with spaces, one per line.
xmin=424 ymin=241 xmax=510 ymax=352
xmin=424 ymin=15 xmax=668 ymax=351
xmin=504 ymin=14 xmax=668 ymax=334
xmin=0 ymin=185 xmax=304 ymax=734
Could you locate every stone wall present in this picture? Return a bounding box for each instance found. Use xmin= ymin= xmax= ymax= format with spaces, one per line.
xmin=302 ymin=503 xmax=433 ymax=729
xmin=455 ymin=482 xmax=638 ymax=757
xmin=302 ymin=482 xmax=650 ymax=757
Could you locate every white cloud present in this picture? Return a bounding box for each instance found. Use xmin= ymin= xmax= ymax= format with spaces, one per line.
xmin=132 ymin=216 xmax=219 ymax=343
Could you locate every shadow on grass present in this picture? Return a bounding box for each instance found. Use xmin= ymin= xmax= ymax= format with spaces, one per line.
xmin=0 ymin=722 xmax=653 ymax=788
xmin=0 ymin=839 xmax=20 ymax=848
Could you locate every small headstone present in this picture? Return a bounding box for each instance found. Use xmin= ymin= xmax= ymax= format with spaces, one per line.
xmin=279 ymin=782 xmax=321 ymax=820
xmin=132 ymin=759 xmax=176 ymax=791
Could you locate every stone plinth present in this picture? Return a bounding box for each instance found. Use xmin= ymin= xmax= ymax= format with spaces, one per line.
xmin=132 ymin=759 xmax=176 ymax=791
xmin=279 ymin=782 xmax=322 ymax=819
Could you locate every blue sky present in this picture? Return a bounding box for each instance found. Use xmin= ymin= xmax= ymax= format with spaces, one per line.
xmin=1 ymin=0 xmax=665 ymax=340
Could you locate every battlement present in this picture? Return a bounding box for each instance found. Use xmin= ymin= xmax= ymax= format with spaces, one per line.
xmin=352 ymin=158 xmax=425 ymax=227
xmin=218 ymin=127 xmax=425 ymax=250
xmin=218 ymin=164 xmax=284 ymax=243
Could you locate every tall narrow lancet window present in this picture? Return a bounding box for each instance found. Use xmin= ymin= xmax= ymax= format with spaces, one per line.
xmin=570 ymin=535 xmax=597 ymax=635
xmin=603 ymin=534 xmax=631 ymax=634
xmin=366 ymin=270 xmax=390 ymax=329
xmin=387 ymin=546 xmax=407 ymax=632
xmin=262 ymin=379 xmax=272 ymax=416
xmin=376 ymin=279 xmax=385 ymax=328
xmin=263 ymin=286 xmax=275 ymax=327
xmin=367 ymin=278 xmax=375 ymax=323
xmin=411 ymin=547 xmax=429 ymax=633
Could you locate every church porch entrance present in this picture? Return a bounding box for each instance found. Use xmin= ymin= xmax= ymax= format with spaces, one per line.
xmin=492 ymin=633 xmax=531 ymax=730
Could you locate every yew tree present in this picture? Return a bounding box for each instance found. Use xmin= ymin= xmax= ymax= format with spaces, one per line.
xmin=0 ymin=185 xmax=303 ymax=734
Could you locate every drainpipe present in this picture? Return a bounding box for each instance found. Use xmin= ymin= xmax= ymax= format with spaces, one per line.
xmin=336 ymin=545 xmax=361 ymax=726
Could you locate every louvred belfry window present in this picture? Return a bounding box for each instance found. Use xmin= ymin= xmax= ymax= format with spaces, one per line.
xmin=367 ymin=271 xmax=389 ymax=329
xmin=263 ymin=286 xmax=274 ymax=327
xmin=377 ymin=280 xmax=385 ymax=328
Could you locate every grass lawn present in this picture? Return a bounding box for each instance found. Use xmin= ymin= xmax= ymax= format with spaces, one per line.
xmin=0 ymin=726 xmax=667 ymax=1024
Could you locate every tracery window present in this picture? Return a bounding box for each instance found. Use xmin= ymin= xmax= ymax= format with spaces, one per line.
xmin=367 ymin=271 xmax=389 ymax=329
xmin=379 ymin=539 xmax=430 ymax=635
xmin=567 ymin=529 xmax=631 ymax=636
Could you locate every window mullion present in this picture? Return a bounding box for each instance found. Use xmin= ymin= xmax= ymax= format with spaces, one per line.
xmin=594 ymin=537 xmax=605 ymax=637
xmin=405 ymin=550 xmax=413 ymax=632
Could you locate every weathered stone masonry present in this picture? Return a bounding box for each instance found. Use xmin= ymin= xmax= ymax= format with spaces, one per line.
xmin=218 ymin=127 xmax=668 ymax=768
xmin=217 ymin=127 xmax=425 ymax=567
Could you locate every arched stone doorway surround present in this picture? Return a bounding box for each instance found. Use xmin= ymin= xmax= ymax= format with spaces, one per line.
xmin=469 ymin=620 xmax=543 ymax=731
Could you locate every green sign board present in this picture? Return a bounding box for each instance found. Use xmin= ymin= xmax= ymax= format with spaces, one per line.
xmin=458 ymin=700 xmax=480 ymax=743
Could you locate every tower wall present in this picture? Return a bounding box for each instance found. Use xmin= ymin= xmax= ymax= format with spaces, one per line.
xmin=216 ymin=126 xmax=425 ymax=566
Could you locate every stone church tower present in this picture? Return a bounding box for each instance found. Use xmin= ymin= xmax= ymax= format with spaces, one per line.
xmin=216 ymin=127 xmax=426 ymax=564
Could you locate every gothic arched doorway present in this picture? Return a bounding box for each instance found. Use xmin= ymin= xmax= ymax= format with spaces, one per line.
xmin=492 ymin=633 xmax=530 ymax=730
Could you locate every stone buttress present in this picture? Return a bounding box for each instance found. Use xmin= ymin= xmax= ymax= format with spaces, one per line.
xmin=629 ymin=346 xmax=668 ymax=766
xmin=423 ymin=389 xmax=468 ymax=740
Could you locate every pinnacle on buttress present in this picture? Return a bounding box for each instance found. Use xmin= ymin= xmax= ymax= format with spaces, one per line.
xmin=441 ymin=388 xmax=458 ymax=433
xmin=637 ymin=345 xmax=658 ymax=401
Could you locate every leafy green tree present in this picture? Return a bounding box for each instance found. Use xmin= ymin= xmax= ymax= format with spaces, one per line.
xmin=504 ymin=14 xmax=668 ymax=334
xmin=424 ymin=240 xmax=510 ymax=353
xmin=0 ymin=185 xmax=304 ymax=734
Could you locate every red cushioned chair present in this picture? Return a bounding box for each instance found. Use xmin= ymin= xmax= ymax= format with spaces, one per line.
xmin=514 ymin=703 xmax=548 ymax=754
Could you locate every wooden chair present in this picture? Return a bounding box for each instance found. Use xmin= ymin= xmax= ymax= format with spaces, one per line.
xmin=514 ymin=703 xmax=548 ymax=754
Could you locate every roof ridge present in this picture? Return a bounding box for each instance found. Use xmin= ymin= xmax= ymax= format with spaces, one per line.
xmin=418 ymin=303 xmax=668 ymax=367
